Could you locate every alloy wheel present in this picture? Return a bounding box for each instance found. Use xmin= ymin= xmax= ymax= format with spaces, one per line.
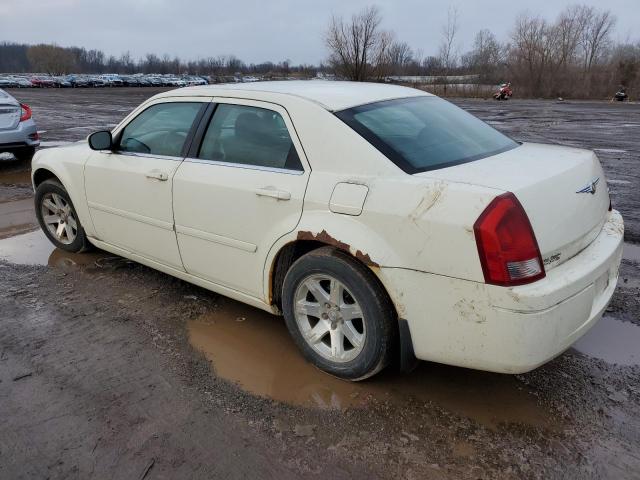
xmin=293 ymin=274 xmax=366 ymax=363
xmin=40 ymin=192 xmax=77 ymax=245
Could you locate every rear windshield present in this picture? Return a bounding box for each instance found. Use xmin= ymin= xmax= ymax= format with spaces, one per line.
xmin=335 ymin=96 xmax=519 ymax=173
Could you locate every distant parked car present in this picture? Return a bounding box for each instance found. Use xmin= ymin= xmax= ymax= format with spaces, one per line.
xmin=120 ymin=76 xmax=140 ymax=87
xmin=30 ymin=76 xmax=56 ymax=88
xmin=184 ymin=76 xmax=208 ymax=86
xmin=12 ymin=77 xmax=34 ymax=88
xmin=100 ymin=75 xmax=124 ymax=87
xmin=65 ymin=75 xmax=86 ymax=87
xmin=52 ymin=77 xmax=72 ymax=88
xmin=0 ymin=77 xmax=18 ymax=88
xmin=0 ymin=88 xmax=39 ymax=160
xmin=86 ymin=76 xmax=107 ymax=87
xmin=165 ymin=77 xmax=187 ymax=87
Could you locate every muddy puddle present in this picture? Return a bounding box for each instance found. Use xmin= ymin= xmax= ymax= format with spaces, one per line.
xmin=0 ymin=229 xmax=110 ymax=267
xmin=0 ymin=168 xmax=31 ymax=185
xmin=189 ymin=298 xmax=556 ymax=430
xmin=573 ymin=315 xmax=640 ymax=366
xmin=0 ymin=198 xmax=37 ymax=239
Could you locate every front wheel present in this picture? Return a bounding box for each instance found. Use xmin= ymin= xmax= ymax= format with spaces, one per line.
xmin=282 ymin=247 xmax=396 ymax=381
xmin=35 ymin=179 xmax=91 ymax=253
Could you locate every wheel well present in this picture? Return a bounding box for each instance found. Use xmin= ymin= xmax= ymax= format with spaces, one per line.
xmin=269 ymin=239 xmax=415 ymax=371
xmin=270 ymin=240 xmax=325 ymax=310
xmin=32 ymin=169 xmax=59 ymax=188
xmin=269 ymin=239 xmax=388 ymax=311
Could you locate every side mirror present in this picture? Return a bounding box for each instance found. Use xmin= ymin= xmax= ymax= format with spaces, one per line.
xmin=88 ymin=130 xmax=113 ymax=151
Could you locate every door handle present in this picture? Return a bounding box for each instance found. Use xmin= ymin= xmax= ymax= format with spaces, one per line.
xmin=255 ymin=187 xmax=291 ymax=201
xmin=145 ymin=170 xmax=169 ymax=181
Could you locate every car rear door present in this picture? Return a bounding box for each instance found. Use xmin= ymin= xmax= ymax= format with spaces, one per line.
xmin=84 ymin=98 xmax=208 ymax=269
xmin=173 ymin=98 xmax=310 ymax=299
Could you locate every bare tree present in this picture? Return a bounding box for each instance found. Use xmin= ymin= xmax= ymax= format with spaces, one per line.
xmin=438 ymin=6 xmax=459 ymax=75
xmin=464 ymin=29 xmax=502 ymax=79
xmin=554 ymin=6 xmax=585 ymax=68
xmin=509 ymin=13 xmax=560 ymax=96
xmin=579 ymin=7 xmax=616 ymax=71
xmin=387 ymin=41 xmax=414 ymax=73
xmin=27 ymin=44 xmax=75 ymax=75
xmin=611 ymin=41 xmax=640 ymax=88
xmin=325 ymin=6 xmax=391 ymax=81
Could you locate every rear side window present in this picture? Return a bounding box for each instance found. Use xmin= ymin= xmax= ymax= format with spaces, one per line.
xmin=336 ymin=96 xmax=518 ymax=173
xmin=198 ymin=104 xmax=303 ymax=171
xmin=119 ymin=102 xmax=202 ymax=157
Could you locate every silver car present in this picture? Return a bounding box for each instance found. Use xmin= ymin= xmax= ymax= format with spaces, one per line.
xmin=0 ymin=88 xmax=39 ymax=160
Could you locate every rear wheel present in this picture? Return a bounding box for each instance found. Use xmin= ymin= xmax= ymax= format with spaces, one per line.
xmin=282 ymin=247 xmax=396 ymax=381
xmin=35 ymin=179 xmax=91 ymax=253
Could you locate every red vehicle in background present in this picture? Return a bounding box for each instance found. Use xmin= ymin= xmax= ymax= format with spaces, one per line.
xmin=30 ymin=76 xmax=56 ymax=88
xmin=493 ymin=82 xmax=513 ymax=100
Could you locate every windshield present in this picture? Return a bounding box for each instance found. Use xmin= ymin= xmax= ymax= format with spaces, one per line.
xmin=335 ymin=96 xmax=519 ymax=173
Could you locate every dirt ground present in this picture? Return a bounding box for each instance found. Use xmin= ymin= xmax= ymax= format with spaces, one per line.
xmin=1 ymin=88 xmax=639 ymax=479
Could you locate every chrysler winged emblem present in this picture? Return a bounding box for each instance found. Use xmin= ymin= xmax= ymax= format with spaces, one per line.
xmin=576 ymin=177 xmax=600 ymax=195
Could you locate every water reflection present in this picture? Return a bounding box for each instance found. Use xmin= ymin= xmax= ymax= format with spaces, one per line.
xmin=0 ymin=229 xmax=110 ymax=267
xmin=189 ymin=297 xmax=556 ymax=429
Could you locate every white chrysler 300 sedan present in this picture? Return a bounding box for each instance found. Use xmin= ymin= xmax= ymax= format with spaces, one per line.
xmin=31 ymin=82 xmax=624 ymax=380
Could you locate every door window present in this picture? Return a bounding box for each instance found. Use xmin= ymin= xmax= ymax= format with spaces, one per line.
xmin=198 ymin=104 xmax=303 ymax=171
xmin=118 ymin=102 xmax=202 ymax=157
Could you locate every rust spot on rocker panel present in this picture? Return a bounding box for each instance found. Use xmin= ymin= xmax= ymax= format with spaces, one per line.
xmin=296 ymin=230 xmax=380 ymax=267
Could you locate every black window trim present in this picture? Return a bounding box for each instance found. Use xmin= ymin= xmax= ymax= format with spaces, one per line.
xmin=112 ymin=100 xmax=209 ymax=160
xmin=185 ymin=101 xmax=307 ymax=174
xmin=334 ymin=97 xmax=519 ymax=174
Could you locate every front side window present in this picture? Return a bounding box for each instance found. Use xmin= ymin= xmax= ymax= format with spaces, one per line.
xmin=119 ymin=102 xmax=202 ymax=157
xmin=198 ymin=104 xmax=303 ymax=171
xmin=336 ymin=96 xmax=519 ymax=173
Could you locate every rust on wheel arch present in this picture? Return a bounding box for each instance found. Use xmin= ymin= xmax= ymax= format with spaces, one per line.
xmin=296 ymin=230 xmax=380 ymax=268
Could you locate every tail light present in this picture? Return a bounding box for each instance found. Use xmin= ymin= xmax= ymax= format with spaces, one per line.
xmin=474 ymin=192 xmax=545 ymax=286
xmin=19 ymin=103 xmax=32 ymax=122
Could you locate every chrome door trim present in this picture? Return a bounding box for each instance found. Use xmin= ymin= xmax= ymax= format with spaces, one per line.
xmin=88 ymin=201 xmax=174 ymax=231
xmin=175 ymin=224 xmax=258 ymax=253
xmin=107 ymin=151 xmax=184 ymax=161
xmin=183 ymin=157 xmax=305 ymax=176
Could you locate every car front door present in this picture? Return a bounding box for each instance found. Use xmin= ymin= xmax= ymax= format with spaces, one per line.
xmin=84 ymin=98 xmax=208 ymax=269
xmin=172 ymin=99 xmax=310 ymax=299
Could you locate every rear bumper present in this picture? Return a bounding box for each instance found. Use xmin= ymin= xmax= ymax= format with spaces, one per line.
xmin=378 ymin=210 xmax=624 ymax=373
xmin=0 ymin=119 xmax=40 ymax=151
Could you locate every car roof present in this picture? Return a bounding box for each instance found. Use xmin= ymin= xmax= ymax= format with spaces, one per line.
xmin=0 ymin=88 xmax=17 ymax=104
xmin=162 ymin=80 xmax=431 ymax=112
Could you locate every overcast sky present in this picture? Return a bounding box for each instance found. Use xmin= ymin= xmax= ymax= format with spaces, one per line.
xmin=0 ymin=0 xmax=637 ymax=65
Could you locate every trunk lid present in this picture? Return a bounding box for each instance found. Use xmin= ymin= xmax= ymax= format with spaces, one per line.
xmin=0 ymin=90 xmax=20 ymax=130
xmin=420 ymin=142 xmax=610 ymax=270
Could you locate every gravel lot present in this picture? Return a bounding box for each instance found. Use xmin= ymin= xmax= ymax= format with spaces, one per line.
xmin=1 ymin=87 xmax=639 ymax=479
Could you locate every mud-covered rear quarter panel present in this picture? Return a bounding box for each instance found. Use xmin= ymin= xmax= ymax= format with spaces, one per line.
xmin=376 ymin=210 xmax=623 ymax=373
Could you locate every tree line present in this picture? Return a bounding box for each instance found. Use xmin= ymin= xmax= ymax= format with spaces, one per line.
xmin=326 ymin=5 xmax=639 ymax=98
xmin=0 ymin=43 xmax=317 ymax=78
xmin=1 ymin=3 xmax=638 ymax=98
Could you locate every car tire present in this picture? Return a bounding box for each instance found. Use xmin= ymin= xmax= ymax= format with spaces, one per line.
xmin=282 ymin=247 xmax=396 ymax=381
xmin=35 ymin=179 xmax=92 ymax=253
xmin=14 ymin=146 xmax=36 ymax=161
